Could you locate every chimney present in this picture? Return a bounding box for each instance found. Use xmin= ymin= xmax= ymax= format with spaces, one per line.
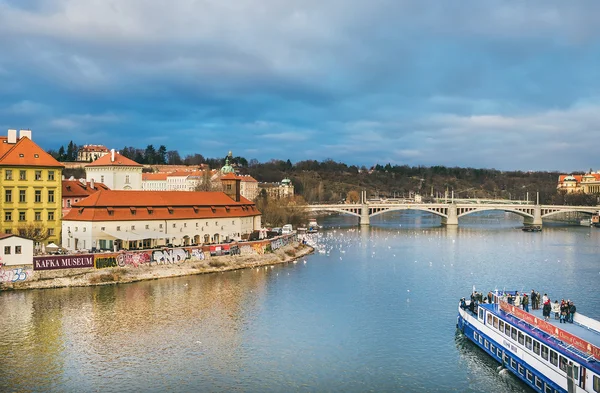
xmin=90 ymin=179 xmax=95 ymax=189
xmin=7 ymin=129 xmax=17 ymax=144
xmin=19 ymin=129 xmax=32 ymax=140
xmin=111 ymin=149 xmax=115 ymax=162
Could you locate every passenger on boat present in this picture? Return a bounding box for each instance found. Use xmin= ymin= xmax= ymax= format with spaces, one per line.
xmin=514 ymin=291 xmax=521 ymax=307
xmin=522 ymin=294 xmax=529 ymax=312
xmin=487 ymin=291 xmax=493 ymax=304
xmin=542 ymin=293 xmax=548 ymax=305
xmin=569 ymin=301 xmax=576 ymax=323
xmin=551 ymin=300 xmax=560 ymax=319
xmin=560 ymin=300 xmax=568 ymax=323
xmin=543 ymin=299 xmax=552 ymax=321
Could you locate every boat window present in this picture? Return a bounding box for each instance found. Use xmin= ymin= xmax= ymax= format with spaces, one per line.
xmin=518 ymin=331 xmax=524 ymax=345
xmin=479 ymin=335 xmax=483 ymax=345
xmin=559 ymin=356 xmax=567 ymax=372
xmin=497 ymin=348 xmax=502 ymax=358
xmin=505 ymin=324 xmax=511 ymax=337
xmin=490 ymin=344 xmax=495 ymax=354
xmin=493 ymin=316 xmax=498 ymax=329
xmin=541 ymin=345 xmax=549 ymax=361
xmin=474 ymin=332 xmax=478 ymax=340
xmin=533 ymin=340 xmax=540 ymax=355
xmin=484 ymin=339 xmax=489 ymax=350
xmin=510 ymin=358 xmax=516 ymax=369
xmin=526 ymin=370 xmax=533 ymax=383
xmin=544 ymin=384 xmax=552 ymax=393
xmin=549 ymin=350 xmax=558 ymax=367
xmin=487 ymin=313 xmax=492 ymax=325
xmin=593 ymin=375 xmax=599 ymax=393
xmin=518 ymin=364 xmax=524 ymax=375
xmin=511 ymin=327 xmax=517 ymax=341
xmin=535 ymin=376 xmax=542 ymax=389
xmin=478 ymin=308 xmax=484 ymax=320
xmin=525 ymin=336 xmax=532 ymax=350
xmin=499 ymin=320 xmax=504 ymax=332
xmin=572 ymin=365 xmax=578 ymax=380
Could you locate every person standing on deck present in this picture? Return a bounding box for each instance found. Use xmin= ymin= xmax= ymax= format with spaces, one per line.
xmin=536 ymin=291 xmax=541 ymax=309
xmin=552 ymin=300 xmax=560 ymax=319
xmin=569 ymin=301 xmax=576 ymax=323
xmin=522 ymin=294 xmax=529 ymax=312
xmin=531 ymin=290 xmax=537 ymax=310
xmin=542 ymin=293 xmax=548 ymax=306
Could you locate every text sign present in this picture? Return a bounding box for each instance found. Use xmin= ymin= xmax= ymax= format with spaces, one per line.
xmin=33 ymin=254 xmax=94 ymax=271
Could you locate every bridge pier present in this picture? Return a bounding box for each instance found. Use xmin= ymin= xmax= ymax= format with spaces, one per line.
xmin=360 ymin=204 xmax=370 ymax=225
xmin=442 ymin=204 xmax=458 ymax=226
xmin=524 ymin=205 xmax=543 ymax=226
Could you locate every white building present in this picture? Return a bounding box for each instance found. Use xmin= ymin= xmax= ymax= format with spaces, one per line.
xmin=0 ymin=234 xmax=34 ymax=266
xmin=85 ymin=149 xmax=143 ymax=190
xmin=62 ymin=177 xmax=261 ymax=251
xmin=141 ymin=173 xmax=168 ymax=191
xmin=77 ymin=145 xmax=109 ymax=162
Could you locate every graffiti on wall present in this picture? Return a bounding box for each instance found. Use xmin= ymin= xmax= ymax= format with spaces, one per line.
xmin=152 ymin=248 xmax=188 ymax=264
xmin=94 ymin=248 xmax=206 ymax=269
xmin=0 ymin=267 xmax=33 ymax=283
xmin=95 ymin=255 xmax=118 ymax=269
xmin=117 ymin=251 xmax=151 ymax=268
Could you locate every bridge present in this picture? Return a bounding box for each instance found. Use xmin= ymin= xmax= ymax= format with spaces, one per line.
xmin=306 ymin=200 xmax=599 ymax=226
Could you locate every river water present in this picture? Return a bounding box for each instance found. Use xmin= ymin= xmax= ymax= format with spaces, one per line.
xmin=1 ymin=211 xmax=599 ymax=392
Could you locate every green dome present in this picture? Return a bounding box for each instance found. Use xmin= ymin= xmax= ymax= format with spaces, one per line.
xmin=221 ymin=151 xmax=235 ymax=174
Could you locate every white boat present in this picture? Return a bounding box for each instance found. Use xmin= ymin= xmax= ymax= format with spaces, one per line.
xmin=457 ymin=290 xmax=600 ymax=392
xmin=308 ymin=219 xmax=320 ymax=233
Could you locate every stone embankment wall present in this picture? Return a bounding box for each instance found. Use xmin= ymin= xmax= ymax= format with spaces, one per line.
xmin=0 ymin=234 xmax=310 ymax=290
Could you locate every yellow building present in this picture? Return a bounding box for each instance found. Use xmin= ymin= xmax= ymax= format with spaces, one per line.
xmin=0 ymin=129 xmax=64 ymax=248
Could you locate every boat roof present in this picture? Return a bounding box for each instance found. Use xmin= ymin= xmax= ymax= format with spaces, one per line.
xmin=481 ymin=302 xmax=600 ymax=371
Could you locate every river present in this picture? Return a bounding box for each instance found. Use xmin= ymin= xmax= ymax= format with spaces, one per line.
xmin=1 ymin=211 xmax=599 ymax=392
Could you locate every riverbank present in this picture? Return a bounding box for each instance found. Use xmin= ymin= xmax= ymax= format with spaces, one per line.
xmin=1 ymin=242 xmax=313 ymax=291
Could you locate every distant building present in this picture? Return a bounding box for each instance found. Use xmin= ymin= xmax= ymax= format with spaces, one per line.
xmin=85 ymin=149 xmax=143 ymax=190
xmin=77 ymin=145 xmax=109 ymax=162
xmin=62 ymin=178 xmax=109 ymax=217
xmin=141 ymin=173 xmax=168 ymax=191
xmin=557 ymin=172 xmax=600 ymax=193
xmin=0 ymin=233 xmax=34 ymax=266
xmin=141 ymin=170 xmax=217 ymax=191
xmin=258 ymin=178 xmax=294 ymax=199
xmin=62 ymin=176 xmax=261 ymax=252
xmin=0 ymin=129 xmax=64 ymax=246
xmin=239 ymin=175 xmax=259 ymax=201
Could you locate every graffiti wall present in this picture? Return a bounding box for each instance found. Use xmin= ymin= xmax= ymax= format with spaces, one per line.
xmin=0 ymin=267 xmax=33 ymax=283
xmin=94 ymin=248 xmax=207 ymax=269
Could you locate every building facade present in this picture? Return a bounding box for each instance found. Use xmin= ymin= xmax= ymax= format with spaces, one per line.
xmin=85 ymin=150 xmax=143 ymax=190
xmin=557 ymin=172 xmax=600 ymax=193
xmin=62 ymin=179 xmax=261 ymax=252
xmin=239 ymin=175 xmax=259 ymax=200
xmin=62 ymin=178 xmax=109 ymax=217
xmin=0 ymin=234 xmax=34 ymax=266
xmin=0 ymin=129 xmax=63 ymax=246
xmin=258 ymin=178 xmax=295 ymax=199
xmin=77 ymin=145 xmax=109 ymax=162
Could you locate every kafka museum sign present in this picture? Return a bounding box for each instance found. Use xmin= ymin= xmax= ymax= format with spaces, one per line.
xmin=33 ymin=255 xmax=94 ymax=271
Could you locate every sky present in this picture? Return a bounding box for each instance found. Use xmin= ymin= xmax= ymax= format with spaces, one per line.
xmin=1 ymin=0 xmax=599 ymax=171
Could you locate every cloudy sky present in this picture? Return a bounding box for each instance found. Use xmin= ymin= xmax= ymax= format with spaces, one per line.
xmin=1 ymin=0 xmax=599 ymax=171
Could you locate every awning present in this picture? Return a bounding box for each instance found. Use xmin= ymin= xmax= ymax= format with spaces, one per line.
xmin=101 ymin=229 xmax=146 ymax=241
xmin=129 ymin=229 xmax=168 ymax=240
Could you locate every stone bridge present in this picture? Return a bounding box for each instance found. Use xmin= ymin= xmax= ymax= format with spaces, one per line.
xmin=306 ymin=202 xmax=599 ymax=226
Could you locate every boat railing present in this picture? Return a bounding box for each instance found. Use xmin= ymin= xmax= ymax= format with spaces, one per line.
xmin=499 ymin=301 xmax=600 ymax=362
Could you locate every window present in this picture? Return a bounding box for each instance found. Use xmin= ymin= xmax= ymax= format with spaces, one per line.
xmin=510 ymin=358 xmax=516 ymax=369
xmin=196 ymin=223 xmax=199 ymax=227
xmin=541 ymin=345 xmax=549 ymax=361
xmin=594 ymin=375 xmax=600 ymax=393
xmin=533 ymin=340 xmax=540 ymax=355
xmin=35 ymin=170 xmax=42 ymax=180
xmin=5 ymin=211 xmax=12 ymax=221
xmin=67 ymin=200 xmax=71 ymax=208
xmin=159 ymin=224 xmax=163 ymax=229
xmin=75 ymin=227 xmax=78 ymax=232
xmin=48 ymin=228 xmax=54 ymax=236
xmin=526 ymin=336 xmax=532 ymax=350
xmin=19 ymin=170 xmax=26 ymax=180
xmin=511 ymin=327 xmax=517 ymax=341
xmin=478 ymin=335 xmax=483 ymax=345
xmin=5 ymin=169 xmax=12 ymax=180
xmin=490 ymin=344 xmax=495 ymax=354
xmin=35 ymin=211 xmax=41 ymax=221
xmin=15 ymin=246 xmax=21 ymax=254
xmin=173 ymin=223 xmax=176 ymax=228
xmin=484 ymin=339 xmax=489 ymax=349
xmin=82 ymin=227 xmax=86 ymax=232
xmin=4 ymin=246 xmax=10 ymax=254
xmin=48 ymin=171 xmax=55 ymax=181
xmin=505 ymin=324 xmax=511 ymax=337
xmin=496 ymin=348 xmax=502 ymax=357
xmin=48 ymin=211 xmax=54 ymax=221
xmin=125 ymin=175 xmax=130 ymax=184
xmin=549 ymin=350 xmax=558 ymax=366
xmin=5 ymin=189 xmax=12 ymax=202
xmin=518 ymin=364 xmax=524 ymax=376
xmin=526 ymin=370 xmax=533 ymax=383
xmin=19 ymin=189 xmax=26 ymax=202
xmin=474 ymin=331 xmax=478 ymax=340
xmin=184 ymin=223 xmax=187 ymax=227
xmin=19 ymin=211 xmax=26 ymax=221
xmin=131 ymin=226 xmax=135 ymax=230
xmin=48 ymin=190 xmax=55 ymax=203
xmin=34 ymin=154 xmax=39 ymax=158
xmin=145 ymin=225 xmax=149 ymax=229
xmin=100 ymin=175 xmax=104 ymax=183
xmin=573 ymin=365 xmax=578 ymax=380
xmin=559 ymin=356 xmax=567 ymax=372
xmin=544 ymin=384 xmax=552 ymax=393
xmin=116 ymin=226 xmax=121 ymax=231
xmin=498 ymin=320 xmax=504 ymax=332
xmin=101 ymin=227 xmax=105 ymax=231
xmin=35 ymin=190 xmax=41 ymax=202
xmin=518 ymin=331 xmax=524 ymax=345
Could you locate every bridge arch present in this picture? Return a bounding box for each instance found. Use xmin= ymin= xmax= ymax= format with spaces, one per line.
xmin=541 ymin=209 xmax=597 ymax=219
xmin=309 ymin=207 xmax=361 ymax=218
xmin=369 ymin=206 xmax=448 ymax=219
xmin=457 ymin=207 xmax=533 ymax=220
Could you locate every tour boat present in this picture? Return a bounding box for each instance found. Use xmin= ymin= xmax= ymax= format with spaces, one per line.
xmin=308 ymin=219 xmax=320 ymax=233
xmin=522 ymin=225 xmax=542 ymax=232
xmin=457 ymin=291 xmax=600 ymax=393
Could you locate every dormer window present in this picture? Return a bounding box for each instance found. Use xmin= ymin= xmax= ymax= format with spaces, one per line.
xmin=34 ymin=154 xmax=39 ymax=158
xmin=19 ymin=153 xmax=24 ymax=158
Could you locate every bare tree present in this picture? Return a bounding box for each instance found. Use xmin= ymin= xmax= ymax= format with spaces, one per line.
xmin=16 ymin=223 xmax=51 ymax=244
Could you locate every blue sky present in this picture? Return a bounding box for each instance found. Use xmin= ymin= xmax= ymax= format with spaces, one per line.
xmin=1 ymin=0 xmax=599 ymax=171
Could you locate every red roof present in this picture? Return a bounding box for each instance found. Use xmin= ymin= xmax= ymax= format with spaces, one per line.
xmin=221 ymin=173 xmax=240 ymax=180
xmin=142 ymin=173 xmax=168 ymax=181
xmin=0 ymin=136 xmax=64 ymax=168
xmin=86 ymin=152 xmax=142 ymax=167
xmin=80 ymin=145 xmax=109 ymax=152
xmin=63 ymin=190 xmax=260 ymax=221
xmin=62 ymin=180 xmax=109 ymax=198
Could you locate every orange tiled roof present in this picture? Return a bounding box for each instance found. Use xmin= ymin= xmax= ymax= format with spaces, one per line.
xmin=86 ymin=152 xmax=142 ymax=167
xmin=142 ymin=173 xmax=168 ymax=181
xmin=239 ymin=175 xmax=257 ymax=182
xmin=63 ymin=190 xmax=260 ymax=221
xmin=80 ymin=145 xmax=109 ymax=152
xmin=0 ymin=136 xmax=64 ymax=168
xmin=62 ymin=180 xmax=109 ymax=198
xmin=221 ymin=173 xmax=240 ymax=180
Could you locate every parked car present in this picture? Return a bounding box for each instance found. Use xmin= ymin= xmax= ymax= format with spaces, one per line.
xmin=282 ymin=224 xmax=293 ymax=234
